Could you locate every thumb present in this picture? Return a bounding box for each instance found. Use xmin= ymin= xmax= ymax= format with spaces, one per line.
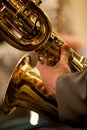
xmin=60 ymin=44 xmax=70 ymax=64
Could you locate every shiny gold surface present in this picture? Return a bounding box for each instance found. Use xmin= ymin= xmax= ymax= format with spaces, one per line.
xmin=0 ymin=0 xmax=51 ymax=50
xmin=3 ymin=54 xmax=59 ymax=124
xmin=0 ymin=0 xmax=87 ymax=124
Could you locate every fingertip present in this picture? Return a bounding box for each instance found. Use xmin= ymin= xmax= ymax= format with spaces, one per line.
xmin=61 ymin=44 xmax=70 ymax=56
xmin=62 ymin=44 xmax=70 ymax=51
xmin=60 ymin=44 xmax=70 ymax=62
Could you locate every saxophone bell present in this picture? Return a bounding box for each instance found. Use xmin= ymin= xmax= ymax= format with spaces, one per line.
xmin=3 ymin=54 xmax=59 ymax=124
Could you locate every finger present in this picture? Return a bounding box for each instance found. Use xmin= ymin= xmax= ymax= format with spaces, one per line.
xmin=37 ymin=61 xmax=50 ymax=71
xmin=60 ymin=44 xmax=70 ymax=64
xmin=45 ymin=93 xmax=55 ymax=99
xmin=36 ymin=61 xmax=43 ymax=71
xmin=40 ymin=85 xmax=48 ymax=95
xmin=36 ymin=61 xmax=46 ymax=73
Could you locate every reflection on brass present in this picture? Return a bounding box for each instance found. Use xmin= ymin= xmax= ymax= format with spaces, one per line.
xmin=0 ymin=0 xmax=87 ymax=124
xmin=3 ymin=54 xmax=59 ymax=124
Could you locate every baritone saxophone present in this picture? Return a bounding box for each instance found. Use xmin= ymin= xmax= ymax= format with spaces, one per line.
xmin=0 ymin=0 xmax=87 ymax=124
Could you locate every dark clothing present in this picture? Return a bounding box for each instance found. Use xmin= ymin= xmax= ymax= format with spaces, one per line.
xmin=56 ymin=69 xmax=87 ymax=127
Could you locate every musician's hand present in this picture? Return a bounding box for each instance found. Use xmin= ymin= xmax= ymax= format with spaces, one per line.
xmin=37 ymin=44 xmax=71 ymax=99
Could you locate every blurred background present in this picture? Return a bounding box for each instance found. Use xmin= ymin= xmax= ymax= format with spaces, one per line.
xmin=0 ymin=0 xmax=87 ymax=129
xmin=41 ymin=0 xmax=87 ymax=43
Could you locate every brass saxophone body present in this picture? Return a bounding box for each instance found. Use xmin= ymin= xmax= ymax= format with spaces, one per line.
xmin=0 ymin=0 xmax=87 ymax=124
